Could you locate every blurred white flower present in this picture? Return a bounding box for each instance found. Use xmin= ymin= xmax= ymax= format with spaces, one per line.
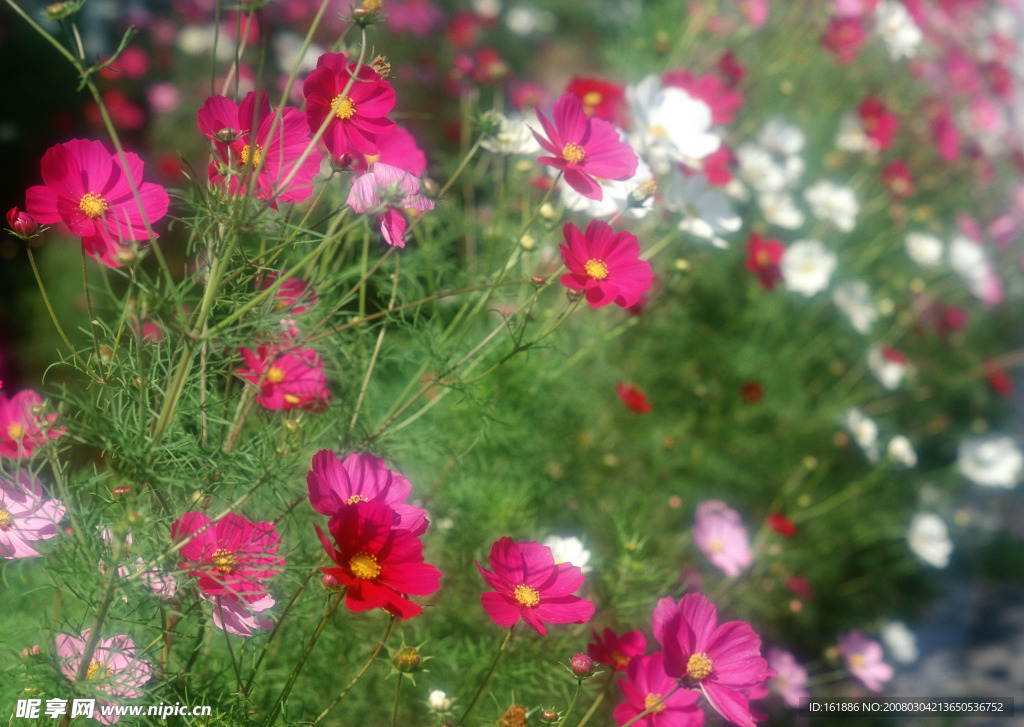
xmin=907 ymin=512 xmax=952 ymax=568
xmin=628 ymin=76 xmax=720 ymax=174
xmin=958 ymin=435 xmax=1023 ymax=488
xmin=427 ymin=690 xmax=452 ymax=711
xmin=663 ymin=171 xmax=741 ymax=248
xmin=833 ymin=280 xmax=877 ymax=334
xmin=781 ymin=240 xmax=837 ymax=297
xmin=843 ymin=408 xmax=880 ymax=463
xmin=835 ymin=114 xmax=872 ymax=153
xmin=759 ymin=119 xmax=806 ymax=158
xmin=881 ymin=621 xmax=919 ymax=664
xmin=804 ymin=180 xmax=859 ymax=232
xmin=905 ymin=232 xmax=944 ymax=267
xmin=543 ymin=535 xmax=592 ymax=573
xmin=481 ymin=113 xmax=542 ymax=155
xmin=887 ymin=436 xmax=917 ymax=467
xmin=875 ymin=1 xmax=922 ymax=60
xmin=560 ymin=157 xmax=655 ymax=220
xmin=867 ymin=344 xmax=907 ymax=390
xmin=758 ymin=190 xmax=805 ymax=229
xmin=949 ymin=235 xmax=1002 ymax=304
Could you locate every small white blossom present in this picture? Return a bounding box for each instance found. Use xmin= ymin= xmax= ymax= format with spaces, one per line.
xmin=835 ymin=114 xmax=873 ymax=153
xmin=481 ymin=113 xmax=542 ymax=155
xmin=427 ymin=690 xmax=452 ymax=711
xmin=907 ymin=513 xmax=953 ymax=568
xmin=804 ymin=180 xmax=859 ymax=233
xmin=843 ymin=408 xmax=880 ymax=463
xmin=881 ymin=621 xmax=919 ymax=664
xmin=781 ymin=240 xmax=837 ymax=297
xmin=887 ymin=436 xmax=917 ymax=467
xmin=560 ymin=157 xmax=655 ymax=220
xmin=905 ymin=232 xmax=944 ymax=267
xmin=949 ymin=235 xmax=1001 ymax=303
xmin=875 ymin=0 xmax=923 ymax=60
xmin=758 ymin=191 xmax=805 ymax=229
xmin=867 ymin=345 xmax=907 ymax=390
xmin=663 ymin=172 xmax=741 ymax=249
xmin=628 ymin=76 xmax=720 ymax=174
xmin=542 ymin=535 xmax=592 ymax=573
xmin=759 ymin=119 xmax=806 ymax=157
xmin=833 ymin=280 xmax=878 ymax=334
xmin=958 ymin=435 xmax=1023 ymax=488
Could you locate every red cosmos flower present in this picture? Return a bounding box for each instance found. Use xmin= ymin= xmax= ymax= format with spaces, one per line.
xmin=927 ymin=101 xmax=960 ymax=162
xmin=0 ymin=390 xmax=64 ymax=460
xmin=476 ymin=537 xmax=595 ymax=636
xmin=617 ymin=382 xmax=653 ymax=414
xmin=532 ymin=93 xmax=638 ymax=201
xmin=307 ymin=449 xmax=428 ymax=534
xmin=739 ymin=382 xmax=764 ymax=404
xmin=984 ymin=360 xmax=1014 ymax=397
xmin=588 ymin=627 xmax=647 ymax=672
xmin=197 ymin=91 xmax=320 ymax=207
xmin=24 ymin=139 xmax=169 ymax=267
xmin=744 ymin=232 xmax=784 ymax=290
xmin=559 ymin=220 xmax=653 ymax=309
xmin=171 ymin=511 xmax=284 ymax=598
xmin=822 ymin=17 xmax=867 ymax=65
xmin=236 ymin=344 xmax=331 ymax=411
xmin=316 ymin=500 xmax=441 ymax=619
xmin=303 ymin=52 xmax=396 ymax=159
xmin=857 ymin=97 xmax=900 ymax=151
xmin=881 ymin=159 xmax=915 ymax=200
xmin=717 ymin=51 xmax=747 ymax=87
xmin=566 ymin=76 xmax=625 ymax=121
xmin=766 ymin=512 xmax=797 ymax=537
xmin=662 ymin=69 xmax=743 ymax=126
xmin=653 ymin=593 xmax=773 ymax=727
xmin=614 ymin=653 xmax=705 ymax=727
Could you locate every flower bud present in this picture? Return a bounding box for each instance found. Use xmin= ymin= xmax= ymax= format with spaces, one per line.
xmin=112 ymin=485 xmax=132 ymax=499
xmin=21 ymin=645 xmax=40 ymax=659
xmin=44 ymin=0 xmax=83 ymax=20
xmin=392 ymin=645 xmax=423 ymax=673
xmin=540 ymin=709 xmax=559 ymax=723
xmin=530 ymin=275 xmax=546 ymax=286
xmin=370 ymin=55 xmax=391 ymax=79
xmin=115 ymin=246 xmax=139 ymax=266
xmin=6 ymin=207 xmax=38 ymax=238
xmin=322 ymin=573 xmax=343 ymax=591
xmin=427 ymin=690 xmax=452 ymax=711
xmin=570 ymin=652 xmax=595 ymax=679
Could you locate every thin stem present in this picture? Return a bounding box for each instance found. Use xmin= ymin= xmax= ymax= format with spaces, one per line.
xmin=81 ymin=246 xmax=102 ymax=365
xmin=390 ymin=673 xmax=402 ymax=727
xmin=311 ymin=615 xmax=396 ymax=726
xmin=558 ymin=680 xmax=583 ymax=727
xmin=618 ymin=684 xmax=682 ymax=727
xmin=25 ymin=248 xmax=95 ymax=378
xmin=456 ymin=626 xmax=515 ymax=727
xmin=574 ymin=671 xmax=616 ymax=727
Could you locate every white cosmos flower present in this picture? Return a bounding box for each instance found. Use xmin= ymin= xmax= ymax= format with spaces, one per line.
xmin=833 ymin=280 xmax=877 ymax=334
xmin=835 ymin=114 xmax=873 ymax=153
xmin=560 ymin=157 xmax=655 ymax=220
xmin=758 ymin=119 xmax=806 ymax=157
xmin=957 ymin=435 xmax=1024 ymax=488
xmin=843 ymin=408 xmax=880 ymax=463
xmin=867 ymin=344 xmax=907 ymax=390
xmin=875 ymin=1 xmax=923 ymax=60
xmin=804 ymin=180 xmax=859 ymax=233
xmin=949 ymin=235 xmax=1001 ymax=303
xmin=887 ymin=435 xmax=917 ymax=467
xmin=427 ymin=690 xmax=452 ymax=711
xmin=542 ymin=535 xmax=592 ymax=573
xmin=758 ymin=190 xmax=805 ymax=229
xmin=907 ymin=513 xmax=952 ymax=568
xmin=481 ymin=112 xmax=542 ymax=155
xmin=663 ymin=171 xmax=741 ymax=249
xmin=628 ymin=75 xmax=720 ymax=174
xmin=881 ymin=621 xmax=919 ymax=664
xmin=781 ymin=240 xmax=837 ymax=297
xmin=905 ymin=232 xmax=944 ymax=267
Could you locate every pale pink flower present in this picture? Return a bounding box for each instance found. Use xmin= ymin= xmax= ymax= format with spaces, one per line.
xmin=55 ymin=630 xmax=152 ymax=724
xmin=0 ymin=472 xmax=65 ymax=559
xmin=693 ymin=500 xmax=753 ymax=577
xmin=347 ymin=162 xmax=435 ymax=248
xmin=838 ymin=630 xmax=893 ymax=692
xmin=0 ymin=389 xmax=64 ymax=459
xmin=767 ymin=647 xmax=810 ymax=708
xmin=203 ymin=592 xmax=275 ymax=636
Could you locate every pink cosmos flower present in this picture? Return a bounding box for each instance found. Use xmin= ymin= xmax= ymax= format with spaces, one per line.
xmin=613 ymin=652 xmax=705 ymax=727
xmin=202 ymin=591 xmax=275 ymax=636
xmin=6 ymin=206 xmax=37 ymax=237
xmin=767 ymin=647 xmax=809 ymax=708
xmin=559 ymin=220 xmax=653 ymax=309
xmin=744 ymin=232 xmax=785 ymax=290
xmin=197 ymin=91 xmax=320 ymax=207
xmin=822 ymin=17 xmax=867 ymax=64
xmin=532 ymin=93 xmax=638 ymax=201
xmin=347 ymin=162 xmax=435 ymax=248
xmin=255 ymin=272 xmax=317 ymax=337
xmin=0 ymin=389 xmax=64 ymax=459
xmin=838 ymin=630 xmax=893 ymax=692
xmin=881 ymin=159 xmax=914 ymax=199
xmin=857 ymin=96 xmax=900 ymax=151
xmin=693 ymin=500 xmax=753 ymax=577
xmin=588 ymin=627 xmax=647 ymax=672
xmin=171 ymin=511 xmax=284 ymax=598
xmin=24 ymin=139 xmax=169 ymax=267
xmin=352 ymin=125 xmax=427 ymax=175
xmin=653 ymin=593 xmax=773 ymax=727
xmin=307 ymin=449 xmax=428 ymax=534
xmin=236 ymin=344 xmax=331 ymax=411
xmin=617 ymin=382 xmax=653 ymax=414
xmin=316 ymin=500 xmax=442 ymax=619
xmin=566 ymin=76 xmax=626 ymax=122
xmin=55 ymin=630 xmax=152 ymax=724
xmin=476 ymin=537 xmax=595 ymax=636
xmin=0 ymin=472 xmax=65 ymax=559
xmin=303 ymin=52 xmax=396 ymax=159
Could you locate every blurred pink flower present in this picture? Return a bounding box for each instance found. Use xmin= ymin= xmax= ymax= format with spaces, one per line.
xmin=384 ymin=0 xmax=444 ymax=35
xmin=838 ymin=629 xmax=893 ymax=692
xmin=0 ymin=389 xmax=64 ymax=459
xmin=613 ymin=652 xmax=705 ymax=727
xmin=693 ymin=500 xmax=753 ymax=577
xmin=236 ymin=344 xmax=331 ymax=411
xmin=352 ymin=125 xmax=427 ymax=175
xmin=55 ymin=630 xmax=151 ymax=724
xmin=347 ymin=162 xmax=435 ymax=248
xmin=588 ymin=627 xmax=647 ymax=672
xmin=203 ymin=591 xmax=275 ymax=636
xmin=0 ymin=472 xmax=64 ymax=558
xmin=476 ymin=537 xmax=595 ymax=636
xmin=822 ymin=17 xmax=867 ymax=64
xmin=767 ymin=647 xmax=809 ymax=708
xmin=559 ymin=220 xmax=653 ymax=309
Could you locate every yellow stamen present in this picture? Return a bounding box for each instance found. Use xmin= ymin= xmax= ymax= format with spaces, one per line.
xmin=350 ymin=551 xmax=381 ymax=580
xmin=513 ymin=584 xmax=540 ymax=608
xmin=582 ymin=91 xmax=603 ymax=110
xmin=347 ymin=494 xmax=369 ymax=505
xmin=561 ymin=142 xmax=586 ymax=165
xmin=6 ymin=422 xmax=24 ymax=440
xmin=240 ymin=144 xmax=264 ymax=167
xmin=850 ymin=654 xmax=866 ymax=668
xmin=266 ymin=367 xmax=286 ymax=384
xmin=686 ymin=652 xmax=713 ymax=680
xmin=85 ymin=660 xmax=113 ymax=680
xmin=211 ymin=548 xmax=237 ymax=574
xmin=78 ymin=192 xmax=108 ymax=219
xmin=584 ymin=259 xmax=609 ymax=281
xmin=332 ymin=94 xmax=356 ymax=120
xmin=283 ymin=394 xmax=300 ymax=405
xmin=649 ymin=124 xmax=668 ymax=139
xmin=364 ymin=153 xmax=381 ymax=166
xmin=644 ymin=693 xmax=666 ymax=713
xmin=0 ymin=506 xmax=11 ymax=531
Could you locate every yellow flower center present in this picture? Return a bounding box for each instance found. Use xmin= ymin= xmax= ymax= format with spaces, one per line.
xmin=347 ymin=494 xmax=369 ymax=505
xmin=283 ymin=394 xmax=300 ymax=405
xmin=561 ymin=142 xmax=586 ymax=165
xmin=649 ymin=124 xmax=668 ymax=139
xmin=332 ymin=94 xmax=356 ymax=120
xmin=78 ymin=192 xmax=108 ymax=219
xmin=6 ymin=422 xmax=24 ymax=440
xmin=582 ymin=91 xmax=603 ymax=111
xmin=612 ymin=652 xmax=629 ymax=669
xmin=0 ymin=506 xmax=11 ymax=531
xmin=584 ymin=259 xmax=609 ymax=281
xmin=85 ymin=660 xmax=113 ymax=680
xmin=686 ymin=652 xmax=713 ymax=680
xmin=709 ymin=539 xmax=724 ymax=553
xmin=211 ymin=548 xmax=237 ymax=574
xmin=513 ymin=584 xmax=540 ymax=608
xmin=364 ymin=153 xmax=381 ymax=166
xmin=644 ymin=693 xmax=666 ymax=713
xmin=266 ymin=366 xmax=286 ymax=384
xmin=240 ymin=143 xmax=264 ymax=167
xmin=350 ymin=551 xmax=381 ymax=580
xmin=849 ymin=653 xmax=866 ymax=668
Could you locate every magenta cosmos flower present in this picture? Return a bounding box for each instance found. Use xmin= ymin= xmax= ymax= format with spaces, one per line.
xmin=693 ymin=500 xmax=753 ymax=578
xmin=476 ymin=537 xmax=595 ymax=636
xmin=589 ymin=626 xmax=647 ymax=672
xmin=0 ymin=472 xmax=65 ymax=558
xmin=55 ymin=630 xmax=151 ymax=724
xmin=838 ymin=630 xmax=893 ymax=693
xmin=236 ymin=343 xmax=331 ymax=411
xmin=614 ymin=653 xmax=705 ymax=727
xmin=307 ymin=449 xmax=427 ymax=534
xmin=0 ymin=389 xmax=64 ymax=459
xmin=653 ymin=593 xmax=772 ymax=727
xmin=24 ymin=139 xmax=169 ymax=267
xmin=532 ymin=93 xmax=638 ymax=200
xmin=559 ymin=220 xmax=653 ymax=309
xmin=316 ymin=500 xmax=441 ymax=619
xmin=303 ymin=52 xmax=396 ymax=159
xmin=171 ymin=511 xmax=284 ymax=598
xmin=197 ymin=91 xmax=320 ymax=207
xmin=347 ymin=162 xmax=435 ymax=248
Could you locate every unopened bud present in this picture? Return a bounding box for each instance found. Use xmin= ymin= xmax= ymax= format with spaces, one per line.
xmin=322 ymin=573 xmax=343 ymax=591
xmin=539 ymin=202 xmax=555 ymax=220
xmin=6 ymin=207 xmax=38 ymax=238
xmin=540 ymin=708 xmax=559 ymax=723
xmin=566 ymin=288 xmax=583 ymax=302
xmin=44 ymin=0 xmax=82 ymax=20
xmin=283 ymin=418 xmax=300 ymax=432
xmin=530 ymin=275 xmax=546 ymax=286
xmin=392 ymin=645 xmax=423 ymax=673
xmin=112 ymin=485 xmax=132 ymax=498
xmin=421 ymin=177 xmax=440 ymax=197
xmin=21 ymin=645 xmax=40 ymax=658
xmin=115 ymin=246 xmax=138 ymax=265
xmin=520 ymin=234 xmax=536 ymax=250
xmin=214 ymin=127 xmax=240 ymax=144
xmin=570 ymin=652 xmax=595 ymax=679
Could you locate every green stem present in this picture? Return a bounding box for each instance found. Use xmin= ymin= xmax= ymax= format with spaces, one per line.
xmin=557 ymin=680 xmax=583 ymax=727
xmin=618 ymin=684 xmax=682 ymax=727
xmin=574 ymin=671 xmax=616 ymax=727
xmin=310 ymin=615 xmax=395 ymax=726
xmin=390 ymin=673 xmax=402 ymax=727
xmin=25 ymin=248 xmax=95 ymax=378
xmin=456 ymin=626 xmax=515 ymax=727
